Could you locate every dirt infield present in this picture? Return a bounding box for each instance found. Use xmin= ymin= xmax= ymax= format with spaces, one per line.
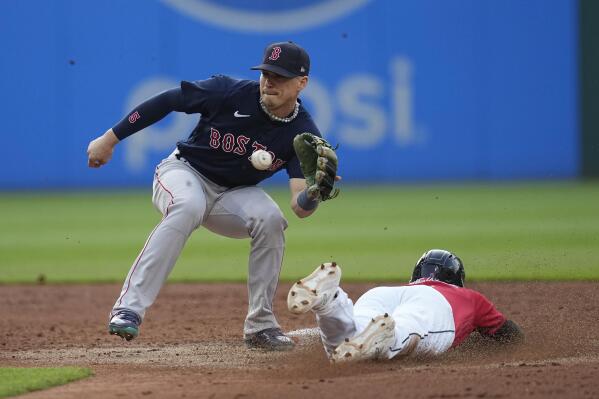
xmin=1 ymin=282 xmax=598 ymax=398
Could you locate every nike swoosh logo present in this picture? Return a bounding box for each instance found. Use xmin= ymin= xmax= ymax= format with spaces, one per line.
xmin=234 ymin=111 xmax=251 ymax=118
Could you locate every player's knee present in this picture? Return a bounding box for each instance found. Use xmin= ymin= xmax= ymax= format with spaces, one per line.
xmin=248 ymin=207 xmax=287 ymax=238
xmin=260 ymin=208 xmax=288 ymax=234
xmin=169 ymin=196 xmax=205 ymax=227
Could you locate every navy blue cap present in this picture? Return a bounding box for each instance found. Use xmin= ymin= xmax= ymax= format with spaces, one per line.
xmin=251 ymin=41 xmax=310 ymax=78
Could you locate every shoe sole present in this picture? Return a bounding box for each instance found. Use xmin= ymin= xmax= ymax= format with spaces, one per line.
xmin=331 ymin=313 xmax=396 ymax=363
xmin=108 ymin=324 xmax=138 ymax=341
xmin=287 ymin=262 xmax=341 ymax=314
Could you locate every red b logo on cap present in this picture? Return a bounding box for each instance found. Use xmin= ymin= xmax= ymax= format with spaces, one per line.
xmin=268 ymin=46 xmax=281 ymax=61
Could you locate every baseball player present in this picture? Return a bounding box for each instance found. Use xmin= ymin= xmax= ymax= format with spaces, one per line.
xmin=288 ymin=249 xmax=524 ymax=362
xmin=86 ymin=41 xmax=339 ymax=351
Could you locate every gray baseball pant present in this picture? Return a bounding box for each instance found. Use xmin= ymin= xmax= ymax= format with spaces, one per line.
xmin=112 ymin=151 xmax=288 ymax=335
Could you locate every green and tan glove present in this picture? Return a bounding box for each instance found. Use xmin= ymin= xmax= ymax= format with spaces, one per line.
xmin=293 ymin=132 xmax=340 ymax=201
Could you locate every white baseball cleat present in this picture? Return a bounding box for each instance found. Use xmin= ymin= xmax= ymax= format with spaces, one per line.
xmin=331 ymin=313 xmax=396 ymax=363
xmin=287 ymin=262 xmax=341 ymax=314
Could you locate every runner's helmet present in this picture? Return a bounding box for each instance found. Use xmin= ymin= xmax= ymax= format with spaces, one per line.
xmin=410 ymin=249 xmax=465 ymax=287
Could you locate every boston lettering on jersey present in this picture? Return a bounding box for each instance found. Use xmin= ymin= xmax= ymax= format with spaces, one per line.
xmin=176 ymin=75 xmax=321 ymax=187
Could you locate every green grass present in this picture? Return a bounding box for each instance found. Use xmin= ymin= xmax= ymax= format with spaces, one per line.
xmin=0 ymin=367 xmax=92 ymax=398
xmin=0 ymin=182 xmax=598 ymax=283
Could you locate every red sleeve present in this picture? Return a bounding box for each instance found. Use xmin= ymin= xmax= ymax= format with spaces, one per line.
xmin=472 ymin=290 xmax=506 ymax=335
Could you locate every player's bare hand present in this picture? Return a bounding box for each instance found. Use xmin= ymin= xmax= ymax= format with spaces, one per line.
xmin=87 ymin=129 xmax=119 ymax=168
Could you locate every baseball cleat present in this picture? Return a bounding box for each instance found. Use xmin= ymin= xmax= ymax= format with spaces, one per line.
xmin=287 ymin=262 xmax=341 ymax=314
xmin=244 ymin=327 xmax=295 ymax=351
xmin=108 ymin=309 xmax=141 ymax=341
xmin=331 ymin=313 xmax=396 ymax=363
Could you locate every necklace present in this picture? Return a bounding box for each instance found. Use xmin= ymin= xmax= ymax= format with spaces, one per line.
xmin=259 ymin=97 xmax=299 ymax=123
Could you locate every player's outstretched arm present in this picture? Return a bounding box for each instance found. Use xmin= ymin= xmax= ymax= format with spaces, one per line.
xmin=488 ymin=319 xmax=524 ymax=344
xmin=473 ymin=291 xmax=524 ymax=345
xmin=87 ymin=87 xmax=185 ymax=168
xmin=87 ymin=128 xmax=119 ymax=168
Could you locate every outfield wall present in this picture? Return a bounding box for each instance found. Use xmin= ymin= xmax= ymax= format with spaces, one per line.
xmin=0 ymin=0 xmax=578 ymax=188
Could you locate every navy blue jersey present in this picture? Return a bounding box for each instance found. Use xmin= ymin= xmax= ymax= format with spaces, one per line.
xmin=176 ymin=75 xmax=321 ymax=187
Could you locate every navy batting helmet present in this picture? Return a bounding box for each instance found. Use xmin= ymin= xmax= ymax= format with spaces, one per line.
xmin=410 ymin=249 xmax=465 ymax=287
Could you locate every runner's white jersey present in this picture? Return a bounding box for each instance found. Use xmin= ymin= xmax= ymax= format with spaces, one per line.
xmin=352 ymin=280 xmax=506 ymax=358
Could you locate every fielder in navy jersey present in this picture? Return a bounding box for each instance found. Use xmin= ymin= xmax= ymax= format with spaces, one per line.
xmin=287 ymin=249 xmax=524 ymax=362
xmin=87 ymin=41 xmax=335 ymax=350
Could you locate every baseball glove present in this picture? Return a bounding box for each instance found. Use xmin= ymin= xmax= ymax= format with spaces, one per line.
xmin=293 ymin=132 xmax=340 ymax=201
